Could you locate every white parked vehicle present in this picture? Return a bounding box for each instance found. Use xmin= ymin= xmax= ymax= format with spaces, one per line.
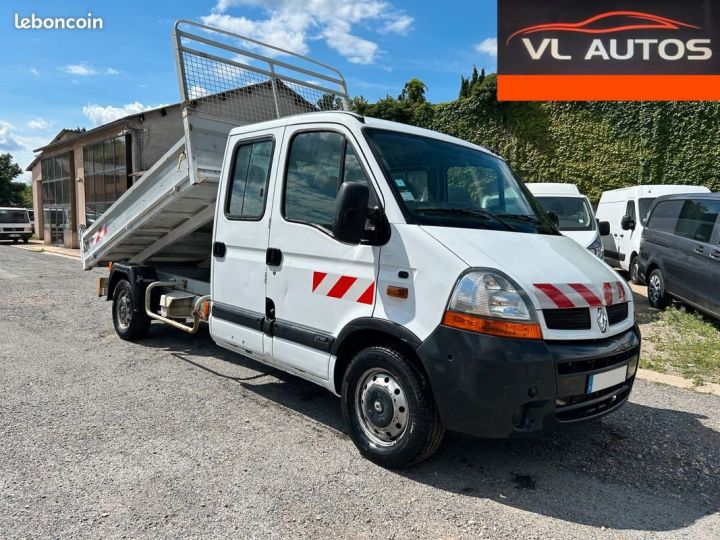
xmin=525 ymin=183 xmax=608 ymax=259
xmin=0 ymin=207 xmax=32 ymax=243
xmin=596 ymin=185 xmax=710 ymax=283
xmin=82 ymin=21 xmax=641 ymax=467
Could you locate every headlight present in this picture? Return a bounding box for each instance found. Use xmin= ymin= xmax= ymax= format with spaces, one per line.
xmin=588 ymin=234 xmax=604 ymax=259
xmin=443 ymin=270 xmax=542 ymax=340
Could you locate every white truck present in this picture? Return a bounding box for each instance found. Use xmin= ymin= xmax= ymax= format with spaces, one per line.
xmin=0 ymin=207 xmax=33 ymax=243
xmin=83 ymin=21 xmax=641 ymax=467
xmin=596 ymin=184 xmax=711 ymax=283
xmin=525 ymin=183 xmax=608 ymax=259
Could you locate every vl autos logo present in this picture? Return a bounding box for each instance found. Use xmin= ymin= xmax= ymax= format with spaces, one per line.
xmin=497 ymin=0 xmax=720 ymax=101
xmin=14 ymin=12 xmax=103 ymax=30
xmin=508 ymin=11 xmax=712 ymax=62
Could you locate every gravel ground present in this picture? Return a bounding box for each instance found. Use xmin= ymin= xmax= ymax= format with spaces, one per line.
xmin=1 ymin=245 xmax=719 ymax=539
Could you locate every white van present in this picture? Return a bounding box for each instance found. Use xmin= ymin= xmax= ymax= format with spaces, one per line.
xmin=0 ymin=207 xmax=33 ymax=243
xmin=526 ymin=183 xmax=607 ymax=259
xmin=596 ymin=185 xmax=710 ymax=283
xmin=84 ymin=21 xmax=642 ymax=468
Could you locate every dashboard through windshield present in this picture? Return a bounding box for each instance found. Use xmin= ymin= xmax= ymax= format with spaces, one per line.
xmin=363 ymin=128 xmax=557 ymax=235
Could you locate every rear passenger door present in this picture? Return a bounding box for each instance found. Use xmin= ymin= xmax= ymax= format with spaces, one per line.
xmin=210 ymin=131 xmax=281 ymax=361
xmin=265 ymin=126 xmax=380 ymax=380
xmin=673 ymin=199 xmax=720 ymax=312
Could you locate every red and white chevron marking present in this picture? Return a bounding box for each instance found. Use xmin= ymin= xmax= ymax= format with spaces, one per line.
xmin=534 ymin=281 xmax=626 ymax=310
xmin=91 ymin=225 xmax=108 ymax=246
xmin=312 ymin=271 xmax=375 ymax=305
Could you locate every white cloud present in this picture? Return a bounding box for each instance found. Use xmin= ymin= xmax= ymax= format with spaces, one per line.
xmin=106 ymin=68 xmax=121 ymax=75
xmin=188 ymin=85 xmax=210 ymax=99
xmin=27 ymin=118 xmax=49 ymax=131
xmin=30 ymin=68 xmax=40 ymax=77
xmin=201 ymin=0 xmax=413 ymax=65
xmin=0 ymin=122 xmax=23 ymax=151
xmin=475 ymin=37 xmax=498 ymax=58
xmin=65 ymin=63 xmax=97 ymax=76
xmin=82 ymin=102 xmax=165 ymax=126
xmin=381 ymin=15 xmax=413 ymax=35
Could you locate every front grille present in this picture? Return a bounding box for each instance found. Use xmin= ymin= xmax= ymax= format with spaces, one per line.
xmin=2 ymin=227 xmax=25 ymax=232
xmin=557 ymin=348 xmax=637 ymax=376
xmin=607 ymin=302 xmax=629 ymax=325
xmin=543 ymin=308 xmax=591 ymax=330
xmin=556 ymin=384 xmax=631 ymax=422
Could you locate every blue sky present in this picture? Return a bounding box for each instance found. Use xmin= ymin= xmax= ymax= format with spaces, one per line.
xmin=1 ymin=0 xmax=498 ymax=180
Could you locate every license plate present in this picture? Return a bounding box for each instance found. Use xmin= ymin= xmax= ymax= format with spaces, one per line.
xmin=9 ymin=234 xmax=20 ymax=238
xmin=587 ymin=364 xmax=628 ymax=394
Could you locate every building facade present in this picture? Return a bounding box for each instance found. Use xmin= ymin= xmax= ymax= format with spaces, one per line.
xmin=27 ymin=105 xmax=183 ymax=248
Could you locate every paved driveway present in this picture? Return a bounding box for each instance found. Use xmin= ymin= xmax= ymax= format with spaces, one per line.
xmin=1 ymin=246 xmax=719 ymax=538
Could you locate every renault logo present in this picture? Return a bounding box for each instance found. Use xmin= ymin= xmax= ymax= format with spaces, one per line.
xmin=597 ymin=307 xmax=609 ymax=334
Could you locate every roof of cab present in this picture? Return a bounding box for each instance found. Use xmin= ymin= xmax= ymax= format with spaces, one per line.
xmin=525 ymin=183 xmax=582 ymax=196
xmin=598 ymin=184 xmax=711 ymax=203
xmin=227 ymin=111 xmax=499 ymax=158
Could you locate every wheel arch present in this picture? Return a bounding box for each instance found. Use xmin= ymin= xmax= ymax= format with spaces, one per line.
xmin=331 ymin=318 xmax=424 ymax=394
xmin=107 ymin=263 xmax=158 ymax=309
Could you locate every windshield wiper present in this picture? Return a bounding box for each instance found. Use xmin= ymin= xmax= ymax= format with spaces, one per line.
xmin=496 ymin=213 xmax=543 ymax=225
xmin=415 ymin=207 xmax=515 ymax=231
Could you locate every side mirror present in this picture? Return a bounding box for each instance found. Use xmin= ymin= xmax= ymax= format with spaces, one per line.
xmin=547 ymin=210 xmax=560 ymax=228
xmin=621 ymin=215 xmax=636 ymax=231
xmin=332 ymin=182 xmax=369 ymax=244
xmin=598 ymin=220 xmax=611 ymax=236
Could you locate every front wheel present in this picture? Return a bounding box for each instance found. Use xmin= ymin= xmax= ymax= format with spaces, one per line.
xmin=341 ymin=346 xmax=444 ymax=468
xmin=112 ymin=279 xmax=151 ymax=341
xmin=629 ymin=256 xmax=642 ymax=285
xmin=647 ymin=269 xmax=671 ymax=309
xmin=22 ymin=238 xmax=29 ymax=244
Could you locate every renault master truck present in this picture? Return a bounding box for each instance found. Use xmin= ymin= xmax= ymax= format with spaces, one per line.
xmin=82 ymin=21 xmax=641 ymax=468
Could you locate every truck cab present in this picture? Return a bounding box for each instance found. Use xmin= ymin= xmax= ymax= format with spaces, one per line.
xmin=87 ymin=20 xmax=640 ymax=468
xmin=205 ymin=112 xmax=640 ymax=466
xmin=0 ymin=207 xmax=33 ymax=243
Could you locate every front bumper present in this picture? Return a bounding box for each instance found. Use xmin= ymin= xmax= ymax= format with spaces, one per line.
xmin=0 ymin=231 xmax=31 ymax=240
xmin=416 ymin=324 xmax=641 ymax=438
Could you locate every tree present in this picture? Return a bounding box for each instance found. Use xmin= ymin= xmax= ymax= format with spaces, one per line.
xmin=0 ymin=153 xmax=30 ymax=207
xmin=398 ymin=79 xmax=428 ymax=104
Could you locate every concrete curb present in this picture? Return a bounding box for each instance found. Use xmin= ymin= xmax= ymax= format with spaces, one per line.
xmin=12 ymin=241 xmax=80 ymax=260
xmin=636 ymin=368 xmax=720 ymax=397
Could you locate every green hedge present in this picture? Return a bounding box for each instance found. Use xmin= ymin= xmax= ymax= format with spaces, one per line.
xmin=353 ymin=77 xmax=720 ymax=203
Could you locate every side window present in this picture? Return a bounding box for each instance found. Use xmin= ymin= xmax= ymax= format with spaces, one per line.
xmin=674 ymin=199 xmax=720 ymax=243
xmin=226 ymin=139 xmax=273 ymax=219
xmin=284 ymin=131 xmax=369 ymax=230
xmin=625 ymin=200 xmax=636 ymax=221
xmin=647 ymin=200 xmax=683 ymax=233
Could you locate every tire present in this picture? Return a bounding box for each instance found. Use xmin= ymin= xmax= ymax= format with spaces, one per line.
xmin=112 ymin=278 xmax=151 ymax=341
xmin=629 ymin=255 xmax=642 ymax=285
xmin=341 ymin=345 xmax=444 ymax=468
xmin=11 ymin=238 xmax=18 ymax=244
xmin=22 ymin=238 xmax=29 ymax=244
xmin=647 ymin=268 xmax=671 ymax=310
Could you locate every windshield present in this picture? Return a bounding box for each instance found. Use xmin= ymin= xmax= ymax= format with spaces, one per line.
xmin=0 ymin=209 xmax=30 ymax=223
xmin=534 ymin=196 xmax=595 ymax=232
xmin=639 ymin=197 xmax=655 ymax=226
xmin=364 ymin=128 xmax=557 ymax=234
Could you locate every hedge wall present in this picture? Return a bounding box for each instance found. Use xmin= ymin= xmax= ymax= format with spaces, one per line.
xmin=355 ymin=77 xmax=720 ymax=203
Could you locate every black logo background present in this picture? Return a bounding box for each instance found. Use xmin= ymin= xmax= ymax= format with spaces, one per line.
xmin=499 ymin=0 xmax=720 ymax=75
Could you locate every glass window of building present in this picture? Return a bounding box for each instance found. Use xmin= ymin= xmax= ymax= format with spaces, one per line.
xmin=83 ymin=135 xmax=131 ymax=225
xmin=41 ymin=153 xmax=72 ymax=246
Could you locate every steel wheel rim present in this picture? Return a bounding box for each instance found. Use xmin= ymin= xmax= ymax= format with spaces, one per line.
xmin=355 ymin=368 xmax=409 ymax=447
xmin=649 ymin=274 xmax=662 ymax=304
xmin=116 ymin=290 xmax=132 ymax=330
xmin=631 ymin=261 xmax=639 ymax=281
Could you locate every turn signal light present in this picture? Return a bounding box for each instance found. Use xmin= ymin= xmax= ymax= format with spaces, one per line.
xmin=442 ymin=311 xmax=543 ymax=340
xmin=200 ymin=301 xmax=211 ymax=321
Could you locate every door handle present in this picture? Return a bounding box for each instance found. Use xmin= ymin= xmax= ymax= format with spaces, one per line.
xmin=711 ymin=250 xmax=720 ymax=259
xmin=266 ymin=247 xmax=283 ymax=266
xmin=213 ymin=241 xmax=226 ymax=258
xmin=694 ymin=245 xmax=705 ymax=254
